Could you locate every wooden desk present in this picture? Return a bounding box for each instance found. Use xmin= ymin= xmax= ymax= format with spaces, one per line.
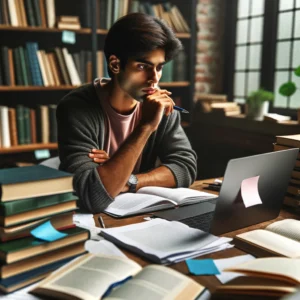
xmin=95 ymin=179 xmax=300 ymax=294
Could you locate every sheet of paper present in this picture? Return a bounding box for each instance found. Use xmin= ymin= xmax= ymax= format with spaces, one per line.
xmin=85 ymin=240 xmax=126 ymax=257
xmin=30 ymin=220 xmax=67 ymax=241
xmin=214 ymin=254 xmax=255 ymax=284
xmin=241 ymin=176 xmax=263 ymax=208
xmin=73 ymin=213 xmax=101 ymax=240
xmin=186 ymin=259 xmax=220 ymax=275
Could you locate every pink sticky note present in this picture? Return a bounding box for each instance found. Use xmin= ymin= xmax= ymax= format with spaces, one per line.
xmin=241 ymin=176 xmax=263 ymax=208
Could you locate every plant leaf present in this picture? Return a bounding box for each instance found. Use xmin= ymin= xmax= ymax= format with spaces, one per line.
xmin=295 ymin=66 xmax=300 ymax=77
xmin=279 ymin=82 xmax=297 ymax=96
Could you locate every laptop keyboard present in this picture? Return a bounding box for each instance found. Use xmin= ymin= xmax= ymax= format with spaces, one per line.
xmin=180 ymin=211 xmax=215 ymax=232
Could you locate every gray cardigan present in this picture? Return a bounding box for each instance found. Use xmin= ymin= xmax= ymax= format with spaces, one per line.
xmin=57 ymin=83 xmax=197 ymax=213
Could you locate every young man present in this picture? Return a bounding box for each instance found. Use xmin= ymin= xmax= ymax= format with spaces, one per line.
xmin=57 ymin=13 xmax=197 ymax=213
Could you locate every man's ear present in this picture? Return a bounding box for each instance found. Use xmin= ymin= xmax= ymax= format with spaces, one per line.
xmin=108 ymin=55 xmax=120 ymax=74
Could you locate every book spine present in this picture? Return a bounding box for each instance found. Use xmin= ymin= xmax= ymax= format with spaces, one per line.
xmin=18 ymin=46 xmax=29 ymax=86
xmin=24 ymin=0 xmax=36 ymax=26
xmin=8 ymin=107 xmax=18 ymax=146
xmin=16 ymin=105 xmax=25 ymax=144
xmin=1 ymin=46 xmax=11 ymax=85
xmin=0 ymin=106 xmax=11 ymax=148
xmin=13 ymin=47 xmax=23 ymax=85
xmin=30 ymin=108 xmax=37 ymax=143
xmin=48 ymin=104 xmax=57 ymax=143
xmin=45 ymin=0 xmax=55 ymax=28
xmin=23 ymin=106 xmax=31 ymax=144
xmin=26 ymin=42 xmax=43 ymax=86
xmin=31 ymin=0 xmax=41 ymax=26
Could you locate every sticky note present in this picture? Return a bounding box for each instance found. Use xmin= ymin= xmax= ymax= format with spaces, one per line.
xmin=186 ymin=259 xmax=220 ymax=275
xmin=30 ymin=220 xmax=67 ymax=242
xmin=34 ymin=149 xmax=50 ymax=160
xmin=62 ymin=30 xmax=76 ymax=44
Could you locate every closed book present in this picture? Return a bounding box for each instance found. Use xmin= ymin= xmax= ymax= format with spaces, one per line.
xmin=0 ymin=165 xmax=73 ymax=202
xmin=284 ymin=194 xmax=300 ymax=207
xmin=24 ymin=0 xmax=36 ymax=26
xmin=7 ymin=48 xmax=15 ymax=85
xmin=0 ymin=241 xmax=86 ymax=279
xmin=48 ymin=104 xmax=57 ymax=143
xmin=0 ymin=106 xmax=11 ymax=148
xmin=31 ymin=0 xmax=41 ymax=26
xmin=38 ymin=0 xmax=46 ymax=27
xmin=2 ymin=0 xmax=10 ymax=25
xmin=29 ymin=108 xmax=37 ymax=143
xmin=7 ymin=0 xmax=19 ymax=26
xmin=16 ymin=105 xmax=25 ymax=144
xmin=8 ymin=108 xmax=18 ymax=146
xmin=25 ymin=42 xmax=43 ymax=86
xmin=40 ymin=105 xmax=49 ymax=143
xmin=23 ymin=47 xmax=33 ymax=85
xmin=47 ymin=53 xmax=59 ymax=85
xmin=45 ymin=0 xmax=55 ymax=27
xmin=36 ymin=50 xmax=49 ymax=86
xmin=173 ymin=50 xmax=187 ymax=81
xmin=0 ymin=200 xmax=77 ymax=226
xmin=18 ymin=46 xmax=29 ymax=85
xmin=0 ymin=212 xmax=75 ymax=242
xmin=0 ymin=227 xmax=89 ymax=264
xmin=54 ymin=47 xmax=71 ymax=85
xmin=292 ymin=170 xmax=300 ymax=180
xmin=0 ymin=192 xmax=77 ymax=216
xmin=62 ymin=48 xmax=81 ymax=86
xmin=35 ymin=105 xmax=42 ymax=142
xmin=99 ymin=0 xmax=107 ymax=29
xmin=19 ymin=0 xmax=28 ymax=26
xmin=160 ymin=60 xmax=173 ymax=82
xmin=276 ymin=135 xmax=300 ymax=148
xmin=1 ymin=46 xmax=11 ymax=85
xmin=22 ymin=106 xmax=31 ymax=144
xmin=0 ymin=254 xmax=80 ymax=294
xmin=13 ymin=47 xmax=23 ymax=85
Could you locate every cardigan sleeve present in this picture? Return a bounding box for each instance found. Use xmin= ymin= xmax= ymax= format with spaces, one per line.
xmin=56 ymin=88 xmax=114 ymax=213
xmin=158 ymin=111 xmax=197 ymax=187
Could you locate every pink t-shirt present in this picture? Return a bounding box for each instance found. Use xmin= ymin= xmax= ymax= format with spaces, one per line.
xmin=94 ymin=78 xmax=142 ymax=173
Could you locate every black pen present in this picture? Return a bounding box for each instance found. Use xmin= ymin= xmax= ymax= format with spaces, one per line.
xmin=98 ymin=216 xmax=106 ymax=229
xmin=174 ymin=106 xmax=189 ymax=114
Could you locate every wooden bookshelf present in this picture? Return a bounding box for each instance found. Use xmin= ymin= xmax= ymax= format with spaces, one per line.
xmin=0 ymin=143 xmax=58 ymax=154
xmin=0 ymin=86 xmax=79 ymax=91
xmin=0 ymin=25 xmax=91 ymax=34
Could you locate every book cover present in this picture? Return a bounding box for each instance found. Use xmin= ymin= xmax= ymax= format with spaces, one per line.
xmin=276 ymin=135 xmax=300 ymax=148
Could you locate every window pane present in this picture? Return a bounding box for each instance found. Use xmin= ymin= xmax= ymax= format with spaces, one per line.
xmin=235 ymin=97 xmax=245 ymax=104
xmin=294 ymin=11 xmax=300 ymax=37
xmin=251 ymin=0 xmax=265 ymax=16
xmin=274 ymin=71 xmax=289 ymax=108
xmin=279 ymin=0 xmax=294 ymax=11
xmin=234 ymin=72 xmax=246 ymax=96
xmin=276 ymin=41 xmax=291 ymax=68
xmin=249 ymin=44 xmax=262 ymax=70
xmin=235 ymin=46 xmax=247 ymax=70
xmin=237 ymin=19 xmax=249 ymax=44
xmin=250 ymin=17 xmax=263 ymax=42
xmin=290 ymin=73 xmax=300 ymax=108
xmin=277 ymin=12 xmax=293 ymax=39
xmin=297 ymin=0 xmax=300 ymax=8
xmin=247 ymin=72 xmax=260 ymax=95
xmin=238 ymin=0 xmax=250 ymax=18
xmin=293 ymin=41 xmax=300 ymax=68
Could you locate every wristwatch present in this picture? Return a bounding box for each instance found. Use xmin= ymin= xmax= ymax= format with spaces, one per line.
xmin=127 ymin=174 xmax=138 ymax=193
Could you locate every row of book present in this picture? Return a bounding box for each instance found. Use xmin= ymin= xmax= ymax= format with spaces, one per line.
xmin=0 ymin=43 xmax=109 ymax=87
xmin=0 ymin=104 xmax=57 ymax=148
xmin=0 ymin=0 xmax=56 ymax=28
xmin=0 ymin=165 xmax=89 ymax=293
xmin=274 ymin=134 xmax=300 ymax=207
xmin=96 ymin=0 xmax=190 ymax=33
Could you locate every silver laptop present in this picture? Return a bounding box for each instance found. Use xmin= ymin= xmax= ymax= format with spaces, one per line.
xmin=153 ymin=149 xmax=298 ymax=235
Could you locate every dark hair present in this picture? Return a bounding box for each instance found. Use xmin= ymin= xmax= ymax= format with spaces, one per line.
xmin=104 ymin=13 xmax=182 ymax=76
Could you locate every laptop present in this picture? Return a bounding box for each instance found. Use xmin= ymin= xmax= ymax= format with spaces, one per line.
xmin=153 ymin=149 xmax=298 ymax=235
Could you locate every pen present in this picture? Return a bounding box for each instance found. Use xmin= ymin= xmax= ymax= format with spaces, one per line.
xmin=98 ymin=216 xmax=106 ymax=229
xmin=174 ymin=106 xmax=189 ymax=114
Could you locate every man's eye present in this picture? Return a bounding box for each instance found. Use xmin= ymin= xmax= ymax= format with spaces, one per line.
xmin=137 ymin=64 xmax=147 ymax=70
xmin=157 ymin=65 xmax=164 ymax=72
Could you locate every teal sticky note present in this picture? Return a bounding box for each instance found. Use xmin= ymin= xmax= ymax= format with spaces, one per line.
xmin=62 ymin=30 xmax=76 ymax=44
xmin=186 ymin=259 xmax=220 ymax=275
xmin=30 ymin=220 xmax=67 ymax=242
xmin=34 ymin=149 xmax=50 ymax=160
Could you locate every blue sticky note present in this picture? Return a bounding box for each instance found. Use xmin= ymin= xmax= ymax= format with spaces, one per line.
xmin=30 ymin=221 xmax=67 ymax=242
xmin=186 ymin=259 xmax=220 ymax=275
xmin=62 ymin=30 xmax=76 ymax=44
xmin=34 ymin=149 xmax=50 ymax=160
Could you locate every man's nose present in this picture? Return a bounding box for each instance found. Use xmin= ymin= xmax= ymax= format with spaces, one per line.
xmin=148 ymin=69 xmax=159 ymax=84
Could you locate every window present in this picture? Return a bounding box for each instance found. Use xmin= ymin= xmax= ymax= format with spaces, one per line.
xmin=224 ymin=0 xmax=300 ymax=114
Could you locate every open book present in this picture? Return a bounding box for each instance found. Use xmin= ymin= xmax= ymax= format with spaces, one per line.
xmin=215 ymin=257 xmax=300 ymax=297
xmin=104 ymin=186 xmax=217 ymax=217
xmin=30 ymin=253 xmax=205 ymax=300
xmin=234 ymin=219 xmax=300 ymax=258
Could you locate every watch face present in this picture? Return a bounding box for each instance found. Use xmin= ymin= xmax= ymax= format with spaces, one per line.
xmin=129 ymin=174 xmax=138 ymax=185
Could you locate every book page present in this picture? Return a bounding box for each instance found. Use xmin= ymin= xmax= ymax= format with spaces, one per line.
xmin=225 ymin=257 xmax=300 ymax=285
xmin=266 ymin=219 xmax=300 ymax=242
xmin=106 ymin=265 xmax=204 ymax=300
xmin=31 ymin=254 xmax=142 ymax=300
xmin=104 ymin=193 xmax=176 ymax=217
xmin=236 ymin=230 xmax=300 ymax=258
xmin=138 ymin=186 xmax=216 ymax=205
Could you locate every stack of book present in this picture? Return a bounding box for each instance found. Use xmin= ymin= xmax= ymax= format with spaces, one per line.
xmin=209 ymin=102 xmax=241 ymax=117
xmin=57 ymin=15 xmax=81 ymax=30
xmin=274 ymin=134 xmax=300 ymax=207
xmin=0 ymin=165 xmax=89 ymax=293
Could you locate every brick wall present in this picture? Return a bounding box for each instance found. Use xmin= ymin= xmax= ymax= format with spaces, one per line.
xmin=195 ymin=0 xmax=225 ymax=100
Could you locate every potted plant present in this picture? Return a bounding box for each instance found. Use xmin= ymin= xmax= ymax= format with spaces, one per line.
xmin=279 ymin=65 xmax=300 ymax=121
xmin=246 ymin=88 xmax=274 ymax=121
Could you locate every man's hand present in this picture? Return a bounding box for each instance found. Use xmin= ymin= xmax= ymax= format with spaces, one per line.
xmin=88 ymin=149 xmax=110 ymax=163
xmin=140 ymin=89 xmax=175 ymax=132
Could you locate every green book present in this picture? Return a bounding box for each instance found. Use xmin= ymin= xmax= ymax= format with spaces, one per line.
xmin=18 ymin=47 xmax=29 ymax=86
xmin=0 ymin=227 xmax=89 ymax=264
xmin=16 ymin=105 xmax=25 ymax=145
xmin=23 ymin=106 xmax=31 ymax=144
xmin=0 ymin=192 xmax=78 ymax=216
xmin=0 ymin=165 xmax=73 ymax=202
xmin=160 ymin=60 xmax=174 ymax=82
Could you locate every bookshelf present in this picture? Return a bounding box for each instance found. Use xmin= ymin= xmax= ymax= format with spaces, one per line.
xmin=0 ymin=0 xmax=197 ymax=165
